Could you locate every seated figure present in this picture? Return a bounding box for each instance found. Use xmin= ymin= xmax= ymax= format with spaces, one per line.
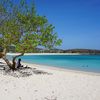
xmin=17 ymin=58 xmax=23 ymax=68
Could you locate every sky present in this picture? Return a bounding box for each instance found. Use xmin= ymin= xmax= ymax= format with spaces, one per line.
xmin=34 ymin=0 xmax=100 ymax=50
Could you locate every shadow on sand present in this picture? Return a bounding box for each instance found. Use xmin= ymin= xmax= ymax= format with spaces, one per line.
xmin=0 ymin=64 xmax=52 ymax=78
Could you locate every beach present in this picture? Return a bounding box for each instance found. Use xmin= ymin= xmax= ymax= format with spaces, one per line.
xmin=0 ymin=59 xmax=100 ymax=100
xmin=1 ymin=0 xmax=100 ymax=99
xmin=7 ymin=53 xmax=81 ymax=55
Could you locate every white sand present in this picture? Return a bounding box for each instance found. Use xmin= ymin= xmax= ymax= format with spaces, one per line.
xmin=0 ymin=59 xmax=100 ymax=100
xmin=7 ymin=52 xmax=81 ymax=55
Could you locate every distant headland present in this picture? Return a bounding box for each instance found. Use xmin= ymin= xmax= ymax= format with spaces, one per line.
xmin=1 ymin=46 xmax=100 ymax=55
xmin=23 ymin=48 xmax=100 ymax=55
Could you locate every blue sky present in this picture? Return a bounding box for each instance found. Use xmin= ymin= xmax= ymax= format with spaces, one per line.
xmin=34 ymin=0 xmax=100 ymax=50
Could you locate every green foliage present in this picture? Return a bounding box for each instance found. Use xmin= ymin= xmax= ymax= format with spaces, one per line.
xmin=0 ymin=0 xmax=62 ymax=53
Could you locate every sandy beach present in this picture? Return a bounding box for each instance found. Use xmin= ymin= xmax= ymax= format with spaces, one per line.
xmin=7 ymin=53 xmax=81 ymax=55
xmin=0 ymin=59 xmax=100 ymax=100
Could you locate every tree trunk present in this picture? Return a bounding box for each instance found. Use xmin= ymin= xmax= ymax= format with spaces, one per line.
xmin=1 ymin=48 xmax=13 ymax=69
xmin=0 ymin=48 xmax=6 ymax=58
xmin=2 ymin=56 xmax=12 ymax=69
xmin=1 ymin=48 xmax=24 ymax=70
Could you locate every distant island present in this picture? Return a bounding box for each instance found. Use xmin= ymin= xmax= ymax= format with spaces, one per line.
xmin=0 ymin=46 xmax=100 ymax=54
xmin=34 ymin=48 xmax=100 ymax=54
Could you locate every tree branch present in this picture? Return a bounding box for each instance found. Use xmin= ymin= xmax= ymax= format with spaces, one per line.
xmin=12 ymin=52 xmax=24 ymax=63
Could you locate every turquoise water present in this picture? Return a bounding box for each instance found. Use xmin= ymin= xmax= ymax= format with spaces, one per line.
xmin=8 ymin=55 xmax=100 ymax=73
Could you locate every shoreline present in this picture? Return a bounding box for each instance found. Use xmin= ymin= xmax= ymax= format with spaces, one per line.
xmin=4 ymin=53 xmax=100 ymax=75
xmin=1 ymin=58 xmax=100 ymax=76
xmin=22 ymin=61 xmax=100 ymax=76
xmin=4 ymin=57 xmax=100 ymax=76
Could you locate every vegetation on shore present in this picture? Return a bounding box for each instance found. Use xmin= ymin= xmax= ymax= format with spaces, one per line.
xmin=26 ymin=48 xmax=100 ymax=54
xmin=63 ymin=49 xmax=100 ymax=54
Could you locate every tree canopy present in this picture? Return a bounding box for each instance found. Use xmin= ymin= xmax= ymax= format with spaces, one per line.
xmin=0 ymin=0 xmax=62 ymax=53
xmin=0 ymin=0 xmax=62 ymax=70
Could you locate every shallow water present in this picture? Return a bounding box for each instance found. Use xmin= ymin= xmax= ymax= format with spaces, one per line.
xmin=8 ymin=55 xmax=100 ymax=73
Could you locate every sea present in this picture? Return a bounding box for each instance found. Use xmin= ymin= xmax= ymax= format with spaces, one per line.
xmin=7 ymin=55 xmax=100 ymax=73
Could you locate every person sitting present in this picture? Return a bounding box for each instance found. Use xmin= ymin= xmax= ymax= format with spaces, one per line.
xmin=17 ymin=58 xmax=23 ymax=68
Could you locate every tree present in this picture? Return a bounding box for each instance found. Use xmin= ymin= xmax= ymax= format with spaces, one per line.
xmin=0 ymin=0 xmax=62 ymax=70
